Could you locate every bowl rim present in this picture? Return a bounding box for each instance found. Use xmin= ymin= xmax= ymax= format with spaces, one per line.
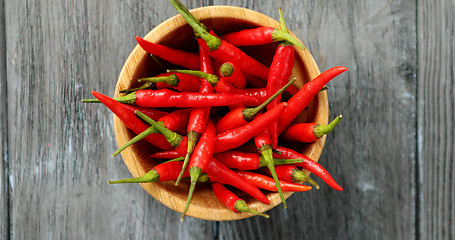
xmin=113 ymin=5 xmax=327 ymax=221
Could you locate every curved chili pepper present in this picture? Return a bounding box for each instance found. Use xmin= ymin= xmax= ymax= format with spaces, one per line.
xmin=135 ymin=110 xmax=188 ymax=156
xmin=215 ymin=79 xmax=295 ymax=133
xmin=139 ymin=73 xmax=201 ymax=92
xmin=120 ymin=104 xmax=167 ymax=121
xmin=214 ymin=150 xmax=304 ymax=170
xmin=282 ymin=115 xmax=342 ymax=142
xmin=266 ymin=8 xmax=296 ymax=148
xmin=254 ymin=123 xmax=287 ymax=208
xmin=91 ymin=91 xmax=172 ymax=150
xmin=206 ymin=158 xmax=270 ymax=204
xmin=219 ymin=62 xmax=247 ymax=88
xmin=112 ymin=108 xmax=192 ymax=156
xmin=214 ymin=102 xmax=287 ymax=153
xmin=175 ymin=38 xmax=215 ymax=185
xmin=108 ymin=160 xmax=188 ymax=184
xmin=167 ymin=69 xmax=238 ymax=94
xmin=235 ymin=171 xmax=312 ymax=192
xmin=168 ymin=0 xmax=270 ymax=80
xmin=278 ymin=66 xmax=347 ymax=134
xmin=181 ymin=120 xmax=216 ymax=220
xmin=262 ymin=165 xmax=320 ymax=190
xmin=211 ymin=182 xmax=269 ymax=218
xmin=136 ymin=36 xmax=200 ymax=70
xmin=273 ymin=146 xmax=343 ymax=191
xmin=221 ymin=27 xmax=305 ymax=50
xmin=93 ymin=89 xmax=261 ymax=108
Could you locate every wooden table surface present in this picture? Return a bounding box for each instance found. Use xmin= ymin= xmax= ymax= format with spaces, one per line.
xmin=1 ymin=0 xmax=454 ymax=239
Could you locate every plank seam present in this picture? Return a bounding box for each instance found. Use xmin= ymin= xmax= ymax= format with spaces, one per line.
xmin=0 ymin=0 xmax=10 ymax=239
xmin=415 ymin=0 xmax=421 ymax=239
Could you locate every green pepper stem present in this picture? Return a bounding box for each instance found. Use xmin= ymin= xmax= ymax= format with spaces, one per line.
xmin=261 ymin=145 xmax=287 ymax=209
xmin=161 ymin=157 xmax=185 ymax=164
xmin=135 ymin=110 xmax=183 ymax=148
xmin=81 ymin=92 xmax=136 ymax=104
xmin=292 ymin=169 xmax=320 ymax=190
xmin=112 ymin=125 xmax=160 ymax=157
xmin=219 ymin=62 xmax=234 ymax=77
xmin=243 ymin=78 xmax=296 ymax=121
xmin=168 ymin=69 xmax=219 ymax=86
xmin=278 ymin=7 xmax=289 ymax=34
xmin=150 ymin=54 xmax=167 ymax=71
xmin=138 ymin=74 xmax=180 ymax=87
xmin=168 ymin=0 xmax=221 ymax=50
xmin=258 ymin=157 xmax=304 ymax=167
xmin=181 ymin=167 xmax=202 ymax=221
xmin=120 ymin=82 xmax=155 ymax=94
xmin=108 ymin=169 xmax=159 ymax=184
xmin=313 ymin=114 xmax=343 ymax=139
xmin=175 ymin=131 xmax=200 ymax=185
xmin=234 ymin=200 xmax=270 ymax=218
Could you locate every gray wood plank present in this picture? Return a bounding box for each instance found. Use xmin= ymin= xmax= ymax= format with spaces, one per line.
xmin=418 ymin=0 xmax=455 ymax=239
xmin=4 ymin=0 xmax=213 ymax=239
xmin=213 ymin=0 xmax=418 ymax=239
xmin=0 ymin=0 xmax=9 ymax=238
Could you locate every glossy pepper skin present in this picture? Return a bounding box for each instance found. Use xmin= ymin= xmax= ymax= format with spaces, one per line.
xmin=91 ymin=91 xmax=172 ymax=150
xmin=108 ymin=160 xmax=189 ymax=184
xmin=181 ymin=120 xmax=216 ymax=220
xmin=211 ymin=182 xmax=269 ymax=218
xmin=214 ymin=102 xmax=287 ymax=153
xmin=273 ymin=146 xmax=343 ymax=191
xmin=235 ymin=171 xmax=312 ymax=192
xmin=207 ymin=158 xmax=270 ymax=205
xmin=168 ymin=0 xmax=270 ymax=81
xmin=266 ymin=43 xmax=295 ymax=147
xmin=278 ymin=66 xmax=347 ymax=134
xmin=175 ymin=37 xmax=215 ymax=186
xmin=136 ymin=36 xmax=200 ymax=70
xmin=282 ymin=115 xmax=342 ymax=143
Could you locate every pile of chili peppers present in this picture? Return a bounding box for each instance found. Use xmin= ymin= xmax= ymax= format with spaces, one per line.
xmin=83 ymin=0 xmax=347 ymax=220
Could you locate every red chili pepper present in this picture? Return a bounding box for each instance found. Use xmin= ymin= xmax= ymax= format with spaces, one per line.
xmin=135 ymin=110 xmax=188 ymax=156
xmin=104 ymin=89 xmax=260 ymax=108
xmin=265 ymin=9 xmax=296 ymax=148
xmin=282 ymin=115 xmax=342 ymax=142
xmin=136 ymin=36 xmax=199 ymax=70
xmin=215 ymin=79 xmax=295 ymax=133
xmin=181 ymin=120 xmax=216 ymax=220
xmin=91 ymin=91 xmax=173 ymax=150
xmin=167 ymin=69 xmax=239 ymax=94
xmin=221 ymin=27 xmax=305 ymax=49
xmin=278 ymin=66 xmax=347 ymax=134
xmin=169 ymin=0 xmax=270 ymax=80
xmin=273 ymin=146 xmax=343 ymax=191
xmin=108 ymin=160 xmax=188 ymax=184
xmin=138 ymin=73 xmax=201 ymax=92
xmin=262 ymin=165 xmax=320 ymax=190
xmin=211 ymin=182 xmax=269 ymax=218
xmin=120 ymin=104 xmax=168 ymax=121
xmin=214 ymin=102 xmax=287 ymax=153
xmin=235 ymin=171 xmax=312 ymax=192
xmin=112 ymin=108 xmax=192 ymax=156
xmin=214 ymin=150 xmax=304 ymax=170
xmin=206 ymin=158 xmax=270 ymax=205
xmin=150 ymin=150 xmax=181 ymax=159
xmin=175 ymin=38 xmax=214 ymax=185
xmin=218 ymin=62 xmax=247 ymax=89
xmin=254 ymin=122 xmax=287 ymax=208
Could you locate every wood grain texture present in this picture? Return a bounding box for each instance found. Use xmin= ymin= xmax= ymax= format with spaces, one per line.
xmin=2 ymin=0 xmax=453 ymax=239
xmin=215 ymin=1 xmax=418 ymax=239
xmin=0 ymin=0 xmax=9 ymax=238
xmin=418 ymin=0 xmax=455 ymax=239
xmin=4 ymin=0 xmax=212 ymax=239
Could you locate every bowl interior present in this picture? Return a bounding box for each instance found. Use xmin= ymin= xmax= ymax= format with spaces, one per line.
xmin=113 ymin=6 xmax=327 ymax=221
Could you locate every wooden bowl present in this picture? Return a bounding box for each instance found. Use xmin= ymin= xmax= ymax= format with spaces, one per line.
xmin=113 ymin=6 xmax=327 ymax=221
